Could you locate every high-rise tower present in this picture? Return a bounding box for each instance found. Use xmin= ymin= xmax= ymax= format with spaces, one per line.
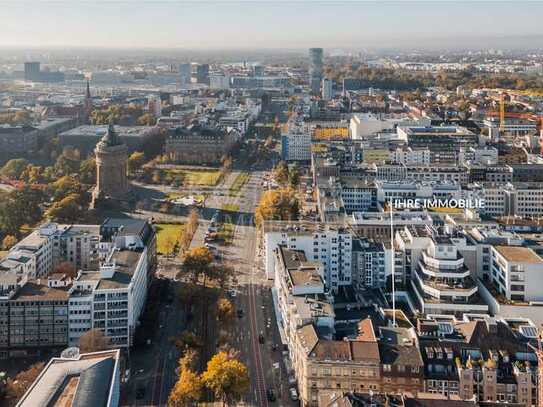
xmin=309 ymin=48 xmax=323 ymax=95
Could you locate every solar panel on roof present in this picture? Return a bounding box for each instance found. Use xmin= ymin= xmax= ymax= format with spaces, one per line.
xmin=519 ymin=325 xmax=539 ymax=339
xmin=438 ymin=322 xmax=454 ymax=335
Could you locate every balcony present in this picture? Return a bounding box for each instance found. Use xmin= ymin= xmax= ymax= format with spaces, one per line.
xmin=419 ymin=261 xmax=470 ymax=279
xmin=414 ymin=268 xmax=478 ymax=299
xmin=421 ymin=251 xmax=464 ymax=271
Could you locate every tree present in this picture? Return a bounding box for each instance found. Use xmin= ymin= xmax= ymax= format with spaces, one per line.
xmin=128 ymin=151 xmax=146 ymax=175
xmin=201 ymin=351 xmax=249 ymax=405
xmin=50 ymin=175 xmax=82 ymax=201
xmin=177 ymin=348 xmax=199 ymax=372
xmin=19 ymin=164 xmax=45 ymax=184
xmin=4 ymin=362 xmax=45 ymax=401
xmin=46 ymin=193 xmax=84 ymax=223
xmin=1 ymin=235 xmax=17 ymax=250
xmin=172 ymin=331 xmax=202 ymax=351
xmin=137 ymin=113 xmax=157 ymax=126
xmin=78 ymin=328 xmax=110 ymax=353
xmin=0 ymin=159 xmax=29 ymax=180
xmin=216 ymin=298 xmax=234 ymax=324
xmin=79 ymin=158 xmax=96 ymax=184
xmin=288 ymin=163 xmax=300 ymax=188
xmin=255 ymin=188 xmax=299 ymax=228
xmin=0 ymin=186 xmax=44 ymax=236
xmin=54 ymin=261 xmax=77 ymax=278
xmin=168 ymin=368 xmax=202 ymax=407
xmin=273 ymin=161 xmax=289 ymax=186
xmin=176 ymin=207 xmax=199 ymax=257
xmin=182 ymin=246 xmax=213 ymax=284
xmin=54 ymin=154 xmax=80 ymax=176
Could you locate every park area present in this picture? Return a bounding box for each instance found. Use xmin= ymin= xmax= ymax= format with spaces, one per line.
xmin=155 ymin=223 xmax=184 ymax=255
xmin=228 ymin=172 xmax=250 ymax=197
xmin=163 ymin=168 xmax=222 ymax=187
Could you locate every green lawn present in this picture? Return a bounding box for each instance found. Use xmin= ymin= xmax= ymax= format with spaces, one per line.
xmin=164 ymin=169 xmax=222 ymax=186
xmin=228 ymin=172 xmax=250 ymax=197
xmin=221 ymin=203 xmax=240 ymax=212
xmin=155 ymin=223 xmax=184 ymax=255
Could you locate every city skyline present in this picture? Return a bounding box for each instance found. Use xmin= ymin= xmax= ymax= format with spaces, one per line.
xmin=1 ymin=1 xmax=543 ymax=50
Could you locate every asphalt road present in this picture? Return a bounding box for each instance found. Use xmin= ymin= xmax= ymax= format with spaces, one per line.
xmin=123 ymin=169 xmax=297 ymax=406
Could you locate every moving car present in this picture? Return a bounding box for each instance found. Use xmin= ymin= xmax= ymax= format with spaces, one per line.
xmin=266 ymin=388 xmax=276 ymax=402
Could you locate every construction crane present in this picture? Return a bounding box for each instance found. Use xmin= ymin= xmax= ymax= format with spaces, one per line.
xmin=499 ymin=92 xmax=506 ymax=132
xmin=487 ymin=105 xmax=543 ymax=155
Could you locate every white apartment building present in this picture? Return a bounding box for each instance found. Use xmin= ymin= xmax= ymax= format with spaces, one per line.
xmin=390 ymin=147 xmax=431 ymax=165
xmin=68 ymin=235 xmax=150 ymax=348
xmin=273 ymin=245 xmax=334 ymax=348
xmin=491 ymin=245 xmax=543 ymax=302
xmin=459 ymin=147 xmax=499 ymax=165
xmin=264 ymin=222 xmax=352 ymax=293
xmin=0 ymin=223 xmax=101 ymax=281
xmin=376 ymin=181 xmax=462 ymax=205
xmin=406 ymin=166 xmax=469 ymax=185
xmin=349 ymin=113 xmax=430 ymax=140
xmin=6 ymin=225 xmax=55 ymax=278
xmin=395 ymin=226 xmax=489 ymax=316
xmin=472 ymin=182 xmax=543 ymax=218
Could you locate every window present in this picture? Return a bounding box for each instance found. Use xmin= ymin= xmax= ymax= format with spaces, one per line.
xmin=383 ymin=364 xmax=391 ymax=372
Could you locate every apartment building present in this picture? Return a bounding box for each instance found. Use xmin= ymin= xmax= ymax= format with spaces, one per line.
xmin=264 ymin=222 xmax=352 ymax=293
xmin=473 ymin=182 xmax=543 ymax=218
xmin=282 ymin=131 xmax=312 ymax=161
xmin=273 ymin=245 xmax=334 ymax=349
xmin=352 ymin=239 xmax=386 ymax=290
xmin=376 ymin=181 xmax=462 ymax=205
xmin=418 ymin=315 xmax=537 ymax=406
xmin=398 ymin=126 xmax=478 ymax=164
xmin=0 ymin=274 xmax=70 ymax=358
xmin=292 ymin=318 xmax=424 ymax=407
xmin=0 ymin=218 xmax=156 ymax=353
xmin=349 ymin=211 xmax=433 ymax=240
xmin=0 ymin=223 xmax=101 ymax=281
xmin=394 ymin=226 xmax=488 ymax=315
xmin=405 ymin=166 xmax=469 ymax=185
xmin=410 ymin=233 xmax=489 ymax=316
xmin=390 ymin=147 xmax=431 ymax=165
xmin=491 ymin=245 xmax=543 ymax=302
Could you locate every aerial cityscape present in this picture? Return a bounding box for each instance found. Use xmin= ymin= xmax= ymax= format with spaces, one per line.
xmin=2 ymin=1 xmax=543 ymax=406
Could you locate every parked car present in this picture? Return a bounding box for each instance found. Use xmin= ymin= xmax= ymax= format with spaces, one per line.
xmin=266 ymin=388 xmax=276 ymax=402
xmin=289 ymin=387 xmax=299 ymax=401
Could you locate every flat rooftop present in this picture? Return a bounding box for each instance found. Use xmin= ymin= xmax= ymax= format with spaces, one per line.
xmin=495 ymin=245 xmax=543 ymax=264
xmin=60 ymin=125 xmax=153 ymax=137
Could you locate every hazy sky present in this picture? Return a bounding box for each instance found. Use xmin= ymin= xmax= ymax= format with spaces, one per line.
xmin=1 ymin=1 xmax=542 ymax=49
